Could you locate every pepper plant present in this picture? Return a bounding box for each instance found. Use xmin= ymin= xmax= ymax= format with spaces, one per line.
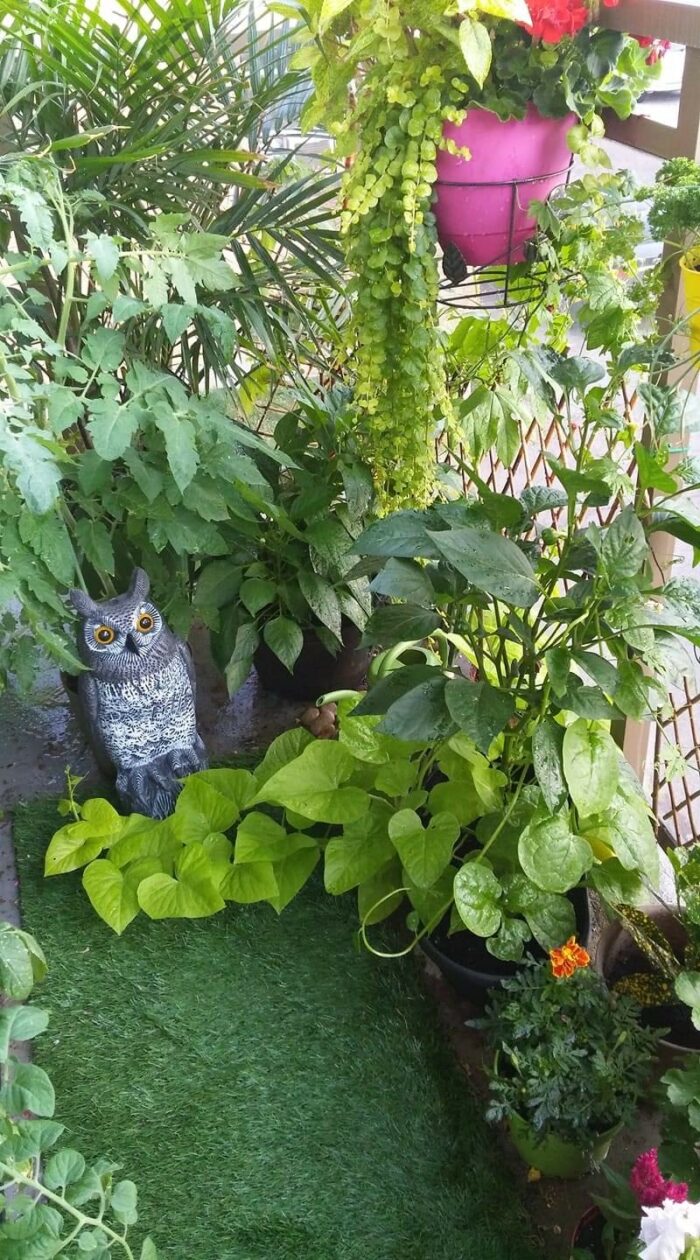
xmin=0 ymin=155 xmax=296 ymax=687
xmin=0 ymin=921 xmax=158 ymax=1259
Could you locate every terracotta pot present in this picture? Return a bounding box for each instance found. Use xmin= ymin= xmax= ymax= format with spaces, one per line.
xmin=508 ymin=1114 xmax=622 ymax=1179
xmin=596 ymin=905 xmax=700 ymax=1055
xmin=433 ymin=104 xmax=574 ymax=267
xmin=254 ymin=619 xmax=370 ymax=701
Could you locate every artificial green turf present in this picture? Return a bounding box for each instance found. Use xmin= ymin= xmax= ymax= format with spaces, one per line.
xmin=15 ymin=798 xmax=540 ymax=1260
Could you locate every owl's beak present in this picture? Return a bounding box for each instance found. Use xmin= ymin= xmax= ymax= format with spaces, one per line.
xmin=125 ymin=633 xmax=142 ymax=655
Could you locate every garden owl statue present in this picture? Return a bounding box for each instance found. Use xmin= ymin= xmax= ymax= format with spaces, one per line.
xmin=69 ymin=568 xmax=207 ymax=819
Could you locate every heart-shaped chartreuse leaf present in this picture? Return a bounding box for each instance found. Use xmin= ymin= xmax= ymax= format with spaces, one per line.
xmin=44 ymin=798 xmax=124 ymax=875
xmin=388 ymin=809 xmax=459 ymax=889
xmin=324 ymin=800 xmax=395 ymax=894
xmin=453 ymin=862 xmax=502 ymax=937
xmin=137 ymin=842 xmax=225 ymax=920
xmin=252 ymin=741 xmax=367 ymax=823
xmin=518 ymin=815 xmax=594 ymax=894
xmin=82 ymin=856 xmax=163 ymax=935
xmin=268 ymin=848 xmax=320 ymax=914
xmin=171 ymin=769 xmax=257 ymax=841
xmin=357 ymin=857 xmax=404 ymax=926
xmin=109 ymin=815 xmax=179 ymax=868
xmin=233 ymin=812 xmax=317 ymax=865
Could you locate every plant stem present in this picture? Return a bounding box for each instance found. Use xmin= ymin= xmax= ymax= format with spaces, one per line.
xmin=0 ymin=1162 xmax=136 ymax=1259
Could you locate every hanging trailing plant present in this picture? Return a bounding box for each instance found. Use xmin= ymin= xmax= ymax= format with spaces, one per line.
xmin=280 ymin=0 xmax=658 ymax=510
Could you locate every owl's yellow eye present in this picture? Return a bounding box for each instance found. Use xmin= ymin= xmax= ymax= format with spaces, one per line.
xmin=94 ymin=625 xmax=115 ymax=645
xmin=137 ymin=612 xmax=155 ymax=633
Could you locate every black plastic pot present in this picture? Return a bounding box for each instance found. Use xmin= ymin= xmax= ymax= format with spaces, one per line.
xmin=421 ymin=885 xmax=591 ymax=1007
xmin=254 ymin=619 xmax=371 ymax=702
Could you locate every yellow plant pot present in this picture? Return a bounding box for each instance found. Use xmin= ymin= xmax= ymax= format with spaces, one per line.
xmin=681 ymin=253 xmax=700 ymax=354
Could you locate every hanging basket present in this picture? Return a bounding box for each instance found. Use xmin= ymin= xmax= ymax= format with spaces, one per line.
xmin=433 ymin=104 xmax=575 ymax=269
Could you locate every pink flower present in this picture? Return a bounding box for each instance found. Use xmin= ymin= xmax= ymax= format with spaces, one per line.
xmin=630 ymin=1149 xmax=689 ymax=1209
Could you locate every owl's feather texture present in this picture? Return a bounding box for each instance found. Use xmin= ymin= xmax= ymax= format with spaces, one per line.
xmin=68 ymin=568 xmax=207 ymax=818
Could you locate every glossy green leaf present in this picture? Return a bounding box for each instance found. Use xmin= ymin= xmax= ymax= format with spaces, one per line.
xmin=532 ymin=719 xmax=567 ymax=813
xmin=427 ymin=527 xmax=539 ymax=607
xmin=453 ymin=862 xmax=502 ymax=936
xmin=562 ymin=719 xmax=619 ymax=817
xmin=518 ymin=816 xmax=594 ymax=893
xmin=445 ymin=678 xmax=515 ymax=754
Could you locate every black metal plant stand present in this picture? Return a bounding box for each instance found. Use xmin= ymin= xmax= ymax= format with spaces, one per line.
xmin=435 ymin=160 xmax=573 ymax=311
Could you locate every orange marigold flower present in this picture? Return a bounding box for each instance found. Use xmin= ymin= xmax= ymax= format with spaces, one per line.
xmin=549 ymin=936 xmax=590 ymax=979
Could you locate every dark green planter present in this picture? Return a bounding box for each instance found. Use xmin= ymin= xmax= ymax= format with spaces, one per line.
xmin=507 ymin=1114 xmax=622 ymax=1178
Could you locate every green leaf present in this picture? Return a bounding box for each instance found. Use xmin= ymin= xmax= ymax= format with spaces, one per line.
xmin=88 ymin=398 xmax=139 ymax=460
xmin=44 ymin=1149 xmax=86 ymax=1191
xmin=234 ymin=812 xmax=316 ymax=864
xmin=0 ymin=1005 xmax=49 ymax=1062
xmin=225 ymin=622 xmax=259 ymax=695
xmin=195 ymin=560 xmax=242 ymax=610
xmin=324 ymin=801 xmax=394 ymax=893
xmin=352 ymin=665 xmax=439 ymax=716
xmin=319 ymin=0 xmax=355 ymax=30
xmin=635 ymin=442 xmax=677 ymax=494
xmin=268 ymin=847 xmax=320 ymax=912
xmin=361 ymin=602 xmax=441 ymax=648
xmin=19 ymin=511 xmax=75 ymax=586
xmin=44 ymin=821 xmax=108 ymax=876
xmin=353 ymin=510 xmax=439 ymax=559
xmin=503 ymin=875 xmax=576 ymax=950
xmin=357 ymin=858 xmax=404 ymax=925
xmin=444 ymin=679 xmax=515 ymax=754
xmin=254 ymin=728 xmax=314 ymax=786
xmin=137 ymin=843 xmax=225 ymax=919
xmin=370 ymin=559 xmax=434 ymax=606
xmin=518 ymin=816 xmax=594 ymax=893
xmin=453 ymin=863 xmax=502 ymax=936
xmin=337 ymin=699 xmax=406 ymax=765
xmin=75 ymin=518 xmax=115 ymax=577
xmin=427 ymin=528 xmax=538 ymax=607
xmin=0 ymin=929 xmax=35 ymax=1001
xmin=161 ymin=303 xmax=195 ymax=344
xmin=263 ymin=616 xmax=303 ymax=673
xmin=388 ymin=809 xmax=459 ymax=888
xmin=581 ymin=794 xmax=659 ymax=880
xmin=82 ymin=859 xmax=140 ymax=935
xmin=676 ymin=971 xmax=700 ymax=1026
xmin=152 ymin=408 xmax=198 ymax=492
xmin=253 ymin=740 xmax=367 ymax=823
xmin=141 ymin=1240 xmax=159 ymax=1260
xmin=532 ymin=719 xmax=567 ymax=814
xmin=562 ymin=719 xmax=619 ymax=818
xmin=222 ymin=860 xmax=278 ymax=903
xmin=2 ymin=1062 xmax=55 ymax=1117
xmin=298 ymin=569 xmax=343 ymax=640
xmin=45 ymin=383 xmax=84 ymax=435
xmin=82 ymin=328 xmax=124 ymax=372
xmin=613 ymin=659 xmax=651 ymax=720
xmin=459 ymin=17 xmax=492 ymax=87
xmin=240 ymin=577 xmax=277 ymax=616
xmin=88 ymin=233 xmax=120 ymax=284
xmin=379 ymin=677 xmax=454 ymax=742
xmin=597 ymin=507 xmax=648 ymax=579
xmin=174 ymin=771 xmax=255 ymax=838
xmin=486 ymin=916 xmax=530 ymax=962
xmin=110 ymin=1179 xmax=138 ymax=1225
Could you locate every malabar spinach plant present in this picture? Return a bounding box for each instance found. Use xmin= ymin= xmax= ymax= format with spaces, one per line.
xmin=0 ymin=921 xmax=158 ymax=1259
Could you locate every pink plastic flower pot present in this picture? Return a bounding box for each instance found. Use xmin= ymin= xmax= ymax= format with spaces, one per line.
xmin=434 ymin=105 xmax=575 ymax=267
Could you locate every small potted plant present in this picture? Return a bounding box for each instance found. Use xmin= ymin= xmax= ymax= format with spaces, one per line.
xmin=207 ymin=387 xmax=375 ymax=700
xmin=596 ymin=843 xmax=700 ymax=1054
xmin=571 ymin=1149 xmax=692 ymax=1257
xmin=479 ymin=947 xmax=658 ymax=1178
xmin=645 ymin=157 xmax=700 ymax=353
